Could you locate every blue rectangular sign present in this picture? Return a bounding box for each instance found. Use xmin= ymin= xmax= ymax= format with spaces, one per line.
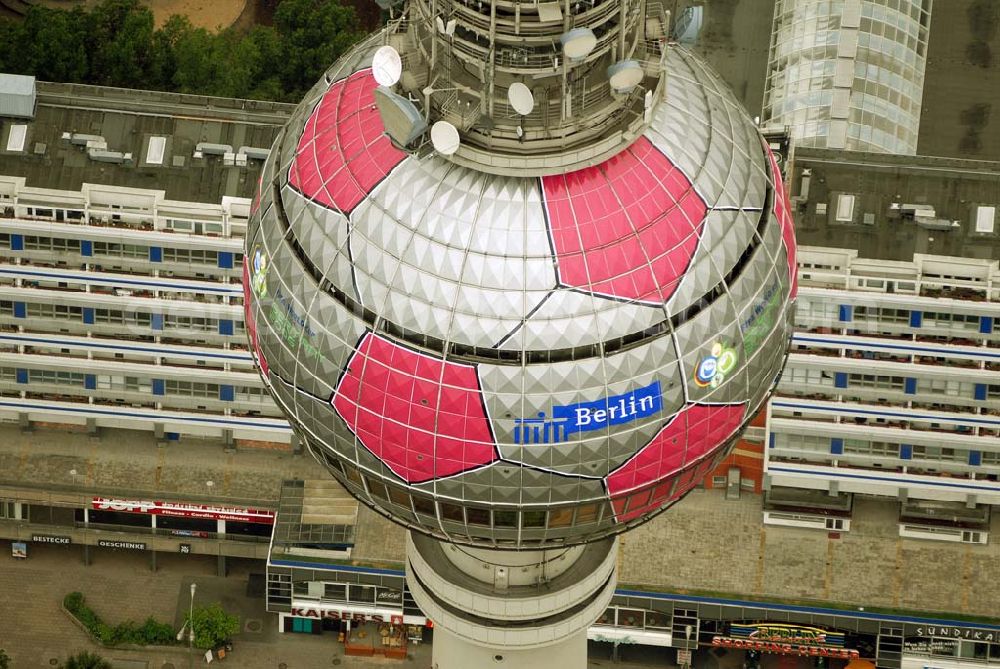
xmin=515 ymin=380 xmax=662 ymax=444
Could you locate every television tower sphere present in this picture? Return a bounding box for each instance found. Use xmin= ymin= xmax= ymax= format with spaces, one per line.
xmin=244 ymin=3 xmax=797 ymax=554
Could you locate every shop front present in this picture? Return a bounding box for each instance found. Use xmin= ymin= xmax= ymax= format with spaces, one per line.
xmin=701 ymin=622 xmax=876 ymax=669
xmin=901 ymin=624 xmax=1000 ymax=669
xmin=278 ymin=595 xmax=427 ymax=661
xmin=87 ymin=497 xmax=275 ymax=538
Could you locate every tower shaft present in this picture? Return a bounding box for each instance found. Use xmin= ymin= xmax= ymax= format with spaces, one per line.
xmin=405 ymin=532 xmax=618 ymax=668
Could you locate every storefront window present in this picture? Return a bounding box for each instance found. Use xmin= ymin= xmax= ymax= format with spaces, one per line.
xmin=324 ymin=583 xmax=347 ymax=601
xmin=618 ymin=608 xmax=644 ymax=628
xmin=349 ymin=584 xmax=375 ymax=603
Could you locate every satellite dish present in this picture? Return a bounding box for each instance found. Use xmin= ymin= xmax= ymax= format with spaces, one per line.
xmin=507 ymin=83 xmax=535 ymax=115
xmin=373 ymin=87 xmax=427 ymax=147
xmin=560 ymin=27 xmax=597 ymax=61
xmin=607 ymin=60 xmax=643 ymax=94
xmin=430 ymin=121 xmax=461 ymax=155
xmin=372 ymin=45 xmax=402 ymax=87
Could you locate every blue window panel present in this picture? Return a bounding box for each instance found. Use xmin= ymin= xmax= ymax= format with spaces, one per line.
xmin=219 ymin=385 xmax=235 ymax=402
xmin=218 ymin=319 xmax=234 ymax=336
xmin=768 ymin=433 xmax=776 ymax=449
xmin=166 ymin=432 xmax=180 ymax=441
xmin=13 ymin=302 xmax=26 ymax=319
xmin=148 ymin=246 xmax=162 ymax=262
xmin=969 ymin=451 xmax=982 ymax=466
xmin=975 ymin=384 xmax=988 ymax=401
xmin=900 ymin=444 xmax=912 ymax=460
xmin=84 ymin=375 xmax=96 ymax=390
xmin=217 ymin=251 xmax=234 ymax=269
xmin=981 ymin=316 xmax=993 ymax=335
xmin=152 ymin=379 xmax=165 ymax=396
xmin=831 ymin=438 xmax=844 ymax=455
xmin=15 ymin=369 xmax=27 ymax=384
xmin=81 ymin=240 xmax=93 ymax=257
xmin=10 ymin=234 xmax=23 ymax=251
xmin=82 ymin=307 xmax=95 ymax=324
xmin=834 ymin=372 xmax=848 ymax=389
xmin=151 ymin=313 xmax=163 ymax=331
xmin=838 ymin=305 xmax=853 ymax=322
xmin=909 ymin=310 xmax=923 ymax=328
xmin=904 ymin=378 xmax=917 ymax=395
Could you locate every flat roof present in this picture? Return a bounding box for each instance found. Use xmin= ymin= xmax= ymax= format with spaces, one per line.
xmin=0 ymin=81 xmax=295 ymax=202
xmin=788 ymin=147 xmax=1000 ymax=262
xmin=917 ymin=0 xmax=1000 ymax=161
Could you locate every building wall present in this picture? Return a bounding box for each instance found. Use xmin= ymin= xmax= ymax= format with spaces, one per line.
xmin=766 ymin=246 xmax=1000 ymax=505
xmin=0 ymin=176 xmax=291 ymax=445
xmin=763 ymin=0 xmax=932 ymax=154
xmin=702 ymin=409 xmax=767 ymax=494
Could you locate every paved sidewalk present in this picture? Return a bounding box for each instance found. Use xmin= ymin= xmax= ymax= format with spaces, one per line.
xmin=0 ymin=543 xmax=673 ymax=669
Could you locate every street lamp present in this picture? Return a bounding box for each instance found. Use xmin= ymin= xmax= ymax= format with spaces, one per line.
xmin=189 ymin=582 xmax=197 ymax=667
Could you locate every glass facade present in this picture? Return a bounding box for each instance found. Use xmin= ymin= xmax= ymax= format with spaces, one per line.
xmin=764 ymin=0 xmax=932 ymax=154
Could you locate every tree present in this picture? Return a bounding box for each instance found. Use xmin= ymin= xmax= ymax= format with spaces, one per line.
xmin=187 ymin=603 xmax=240 ymax=650
xmin=0 ymin=648 xmax=10 ymax=669
xmin=273 ymin=0 xmax=364 ymax=99
xmin=62 ymin=651 xmax=112 ymax=669
xmin=87 ymin=0 xmax=157 ymax=88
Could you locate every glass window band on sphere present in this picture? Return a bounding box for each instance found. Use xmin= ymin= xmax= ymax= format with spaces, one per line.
xmin=245 ymin=24 xmax=796 ymax=550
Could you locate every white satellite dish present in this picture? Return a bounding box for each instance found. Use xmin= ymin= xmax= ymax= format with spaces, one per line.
xmin=560 ymin=27 xmax=597 ymax=61
xmin=507 ymin=83 xmax=535 ymax=115
xmin=430 ymin=121 xmax=461 ymax=155
xmin=607 ymin=60 xmax=643 ymax=94
xmin=372 ymin=45 xmax=402 ymax=87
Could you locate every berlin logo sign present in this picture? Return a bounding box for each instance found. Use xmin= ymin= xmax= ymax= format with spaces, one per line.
xmin=514 ymin=381 xmax=662 ymax=444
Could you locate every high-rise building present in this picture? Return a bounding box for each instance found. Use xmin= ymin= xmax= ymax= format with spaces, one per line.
xmin=763 ymin=0 xmax=932 ymax=153
xmin=764 ymin=147 xmax=1000 ymax=542
xmin=0 ymin=81 xmax=293 ymax=449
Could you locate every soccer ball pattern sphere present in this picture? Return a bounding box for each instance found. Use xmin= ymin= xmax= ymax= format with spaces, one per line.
xmin=244 ymin=42 xmax=797 ymax=549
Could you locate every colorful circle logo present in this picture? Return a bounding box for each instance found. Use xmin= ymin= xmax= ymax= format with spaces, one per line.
xmin=693 ymin=340 xmax=738 ymax=388
xmin=251 ymin=245 xmax=268 ymax=298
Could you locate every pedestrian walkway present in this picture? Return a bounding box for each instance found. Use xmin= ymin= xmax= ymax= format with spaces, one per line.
xmin=0 ymin=542 xmax=671 ymax=668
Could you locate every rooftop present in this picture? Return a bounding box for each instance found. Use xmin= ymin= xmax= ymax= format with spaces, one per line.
xmin=788 ymin=147 xmax=1000 ymax=262
xmin=0 ymin=81 xmax=295 ymax=202
xmin=680 ymin=0 xmax=1000 ymax=163
xmin=916 ymin=0 xmax=1000 ymax=161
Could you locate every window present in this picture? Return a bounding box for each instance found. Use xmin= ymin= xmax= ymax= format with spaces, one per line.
xmin=844 ymin=439 xmax=899 ymax=457
xmin=164 ymin=315 xmax=214 ymax=332
xmin=27 ymin=304 xmax=82 ymax=320
xmin=547 ymin=507 xmax=573 ymax=529
xmin=164 ymin=380 xmax=218 ymax=398
xmin=124 ymin=376 xmax=152 ymax=393
xmin=162 ymin=248 xmax=219 ymax=264
xmin=912 ymin=445 xmax=960 ymax=462
xmin=324 ymin=583 xmax=347 ymax=601
xmin=28 ymin=369 xmax=85 ymax=386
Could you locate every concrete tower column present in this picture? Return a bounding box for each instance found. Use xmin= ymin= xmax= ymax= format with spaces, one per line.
xmin=406 ymin=531 xmax=617 ymax=669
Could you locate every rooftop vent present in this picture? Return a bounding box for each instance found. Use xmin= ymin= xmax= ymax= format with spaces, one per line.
xmin=0 ymin=73 xmax=36 ymax=119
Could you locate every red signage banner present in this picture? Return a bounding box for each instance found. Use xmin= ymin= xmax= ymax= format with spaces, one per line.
xmin=91 ymin=497 xmax=275 ymax=524
xmin=712 ymin=636 xmax=860 ymax=659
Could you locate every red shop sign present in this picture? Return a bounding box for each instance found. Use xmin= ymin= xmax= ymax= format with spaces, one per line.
xmin=92 ymin=497 xmax=275 ymax=524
